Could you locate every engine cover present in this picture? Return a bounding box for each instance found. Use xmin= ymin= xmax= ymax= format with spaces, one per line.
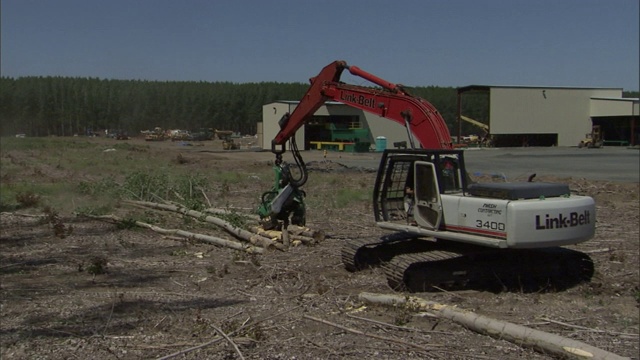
xmin=441 ymin=194 xmax=595 ymax=249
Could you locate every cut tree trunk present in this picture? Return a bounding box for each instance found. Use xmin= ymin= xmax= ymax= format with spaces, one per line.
xmin=203 ymin=208 xmax=326 ymax=242
xmin=204 ymin=207 xmax=260 ymax=221
xmin=358 ymin=292 xmax=630 ymax=360
xmin=287 ymin=225 xmax=326 ymax=242
xmin=248 ymin=226 xmax=318 ymax=245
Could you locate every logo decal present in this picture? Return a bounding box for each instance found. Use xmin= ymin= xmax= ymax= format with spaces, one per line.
xmin=535 ymin=211 xmax=591 ymax=230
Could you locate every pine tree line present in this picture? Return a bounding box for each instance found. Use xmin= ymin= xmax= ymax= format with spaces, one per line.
xmin=0 ymin=77 xmax=310 ymax=137
xmin=0 ymin=76 xmax=505 ymax=137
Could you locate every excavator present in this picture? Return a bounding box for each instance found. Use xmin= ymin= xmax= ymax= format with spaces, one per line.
xmin=258 ymin=60 xmax=595 ymax=292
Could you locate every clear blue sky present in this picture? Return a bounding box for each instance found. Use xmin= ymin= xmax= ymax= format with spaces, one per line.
xmin=2 ymin=0 xmax=639 ymax=91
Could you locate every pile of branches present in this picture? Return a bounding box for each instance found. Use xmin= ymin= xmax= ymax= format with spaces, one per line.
xmin=86 ymin=200 xmax=325 ymax=254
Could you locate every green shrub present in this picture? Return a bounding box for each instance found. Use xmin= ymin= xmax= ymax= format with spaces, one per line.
xmin=335 ymin=188 xmax=370 ymax=208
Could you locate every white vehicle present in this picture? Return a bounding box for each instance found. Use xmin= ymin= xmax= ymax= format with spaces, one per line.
xmin=260 ymin=60 xmax=596 ymax=292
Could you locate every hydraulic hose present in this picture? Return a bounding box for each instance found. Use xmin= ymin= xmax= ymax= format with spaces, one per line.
xmin=288 ymin=136 xmax=308 ymax=188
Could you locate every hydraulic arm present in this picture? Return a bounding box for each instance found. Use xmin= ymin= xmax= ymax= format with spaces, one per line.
xmin=274 ymin=60 xmax=453 ymax=150
xmin=259 ymin=60 xmax=454 ymax=229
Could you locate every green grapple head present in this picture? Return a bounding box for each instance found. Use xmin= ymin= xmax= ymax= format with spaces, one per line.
xmin=257 ymin=162 xmax=306 ymax=230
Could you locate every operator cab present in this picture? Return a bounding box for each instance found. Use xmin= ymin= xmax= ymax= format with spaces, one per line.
xmin=373 ymin=149 xmax=468 ymax=227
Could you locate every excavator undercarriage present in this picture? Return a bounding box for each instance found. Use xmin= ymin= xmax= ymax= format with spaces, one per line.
xmin=341 ymin=235 xmax=594 ymax=293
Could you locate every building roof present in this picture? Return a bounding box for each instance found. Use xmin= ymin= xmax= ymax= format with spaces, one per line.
xmin=457 ymin=84 xmax=623 ymax=94
xmin=591 ymin=97 xmax=639 ymax=102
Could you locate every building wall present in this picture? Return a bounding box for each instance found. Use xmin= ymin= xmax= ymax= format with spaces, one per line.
xmin=590 ymin=98 xmax=640 ymax=117
xmin=261 ymin=102 xmax=305 ymax=151
xmin=489 ymin=87 xmax=622 ymax=146
xmin=262 ymin=88 xmax=628 ymax=150
xmin=261 ymin=102 xmax=409 ymax=150
xmin=255 ymin=121 xmax=263 ymax=150
xmin=361 ymin=111 xmax=408 ymax=147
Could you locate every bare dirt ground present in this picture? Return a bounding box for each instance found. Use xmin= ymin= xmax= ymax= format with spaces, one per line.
xmin=1 ymin=138 xmax=638 ymax=359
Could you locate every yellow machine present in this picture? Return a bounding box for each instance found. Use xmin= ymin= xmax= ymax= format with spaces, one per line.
xmin=460 ymin=115 xmax=491 ymax=147
xmin=578 ymin=125 xmax=603 ymax=148
xmin=222 ymin=138 xmax=239 ymax=150
xmin=215 ymin=129 xmax=239 ymax=150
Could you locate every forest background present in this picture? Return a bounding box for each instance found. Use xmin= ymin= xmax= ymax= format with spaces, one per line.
xmin=1 ymin=76 xmax=638 ymax=138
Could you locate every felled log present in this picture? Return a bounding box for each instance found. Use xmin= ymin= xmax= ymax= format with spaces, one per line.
xmin=204 ymin=207 xmax=260 ymax=221
xmin=85 ymin=214 xmax=263 ymax=254
xmin=248 ymin=226 xmax=318 ymax=245
xmin=358 ymin=292 xmax=629 ymax=360
xmin=203 ymin=209 xmax=324 ymax=236
xmin=202 ymin=207 xmax=325 ymax=243
xmin=123 ymin=200 xmax=283 ymax=251
xmin=287 ymin=225 xmax=326 ymax=242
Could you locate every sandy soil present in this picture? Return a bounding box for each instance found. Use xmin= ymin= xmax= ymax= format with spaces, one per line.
xmin=1 ymin=138 xmax=638 ymax=359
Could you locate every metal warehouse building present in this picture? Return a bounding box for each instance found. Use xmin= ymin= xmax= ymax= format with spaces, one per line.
xmin=259 ymin=101 xmax=408 ymax=152
xmin=259 ymin=86 xmax=638 ymax=151
xmin=457 ymin=85 xmax=638 ymax=147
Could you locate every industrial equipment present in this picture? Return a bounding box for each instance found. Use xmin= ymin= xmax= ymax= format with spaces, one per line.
xmin=578 ymin=125 xmax=603 ymax=148
xmin=460 ymin=115 xmax=491 ymax=147
xmin=258 ymin=61 xmax=595 ymax=291
xmin=215 ymin=129 xmax=240 ymax=150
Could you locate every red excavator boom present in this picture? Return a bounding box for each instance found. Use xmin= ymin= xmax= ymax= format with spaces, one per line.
xmin=273 ymin=60 xmax=453 ymax=150
xmin=260 ymin=61 xmax=453 ymax=229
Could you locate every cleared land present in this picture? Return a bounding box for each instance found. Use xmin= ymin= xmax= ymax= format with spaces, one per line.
xmin=1 ymin=137 xmax=638 ymax=359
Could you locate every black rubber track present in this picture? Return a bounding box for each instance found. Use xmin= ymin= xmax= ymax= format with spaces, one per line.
xmin=383 ymin=246 xmax=594 ymax=293
xmin=341 ymin=233 xmax=594 ymax=293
